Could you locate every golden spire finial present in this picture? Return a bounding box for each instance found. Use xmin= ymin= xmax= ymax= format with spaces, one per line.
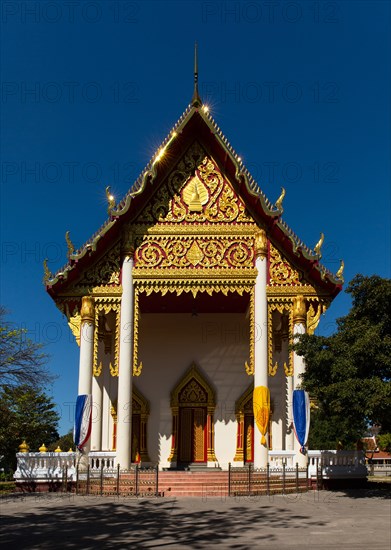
xmin=191 ymin=42 xmax=202 ymax=107
xmin=314 ymin=232 xmax=324 ymax=258
xmin=336 ymin=259 xmax=345 ymax=281
xmin=43 ymin=259 xmax=52 ymax=285
xmin=106 ymin=186 xmax=116 ymax=215
xmin=275 ymin=187 xmax=285 ymax=213
xmin=65 ymin=230 xmax=75 ymax=260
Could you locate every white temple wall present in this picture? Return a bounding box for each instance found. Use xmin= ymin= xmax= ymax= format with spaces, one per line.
xmin=137 ymin=312 xmax=251 ymax=468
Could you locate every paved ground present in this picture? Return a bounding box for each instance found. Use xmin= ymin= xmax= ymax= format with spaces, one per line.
xmin=1 ymin=486 xmax=390 ymax=549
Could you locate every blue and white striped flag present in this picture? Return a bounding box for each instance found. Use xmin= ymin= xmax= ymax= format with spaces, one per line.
xmin=74 ymin=394 xmax=92 ymax=450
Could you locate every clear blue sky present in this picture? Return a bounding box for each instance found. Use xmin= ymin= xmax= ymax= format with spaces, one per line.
xmin=1 ymin=1 xmax=390 ymax=435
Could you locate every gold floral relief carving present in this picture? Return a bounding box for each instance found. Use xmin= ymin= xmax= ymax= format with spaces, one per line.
xmin=92 ymin=300 xmax=120 ymax=377
xmin=76 ymin=243 xmax=121 ymax=288
xmin=268 ymin=302 xmax=293 ymax=377
xmin=307 ymin=301 xmax=328 ymax=335
xmin=245 ymin=287 xmax=255 ymax=376
xmin=134 ymin=142 xmax=254 ymax=226
xmin=179 ymin=379 xmax=208 ymax=405
xmin=65 ymin=303 xmax=81 ymax=346
xmin=132 ymin=289 xmax=142 ymax=377
xmin=134 ymin=236 xmax=254 ymax=270
xmin=269 ymin=243 xmax=301 ymax=286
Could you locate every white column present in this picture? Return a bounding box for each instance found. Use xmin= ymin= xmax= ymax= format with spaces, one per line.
xmin=254 ymin=230 xmax=268 ymax=468
xmin=116 ymin=254 xmax=134 ymax=469
xmin=78 ymin=296 xmax=95 ymax=458
xmin=285 ymin=374 xmax=294 ymax=450
xmin=292 ymin=296 xmax=308 ymax=468
xmin=91 ymin=360 xmax=103 ymax=450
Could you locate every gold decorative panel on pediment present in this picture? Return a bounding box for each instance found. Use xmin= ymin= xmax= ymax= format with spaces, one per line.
xmin=134 ymin=235 xmax=255 ymax=270
xmin=132 ymin=142 xmax=259 ymax=276
xmin=74 ymin=243 xmax=121 ymax=288
xmin=268 ymin=243 xmax=302 ymax=286
xmin=134 ymin=142 xmax=255 ymax=227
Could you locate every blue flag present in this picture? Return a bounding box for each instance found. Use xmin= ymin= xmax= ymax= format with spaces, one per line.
xmin=74 ymin=394 xmax=92 ymax=450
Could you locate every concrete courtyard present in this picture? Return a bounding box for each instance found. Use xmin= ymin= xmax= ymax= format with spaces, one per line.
xmin=1 ymin=485 xmax=390 ymax=549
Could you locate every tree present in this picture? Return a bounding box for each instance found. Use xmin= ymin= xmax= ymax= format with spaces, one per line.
xmin=377 ymin=433 xmax=391 ymax=452
xmin=0 ymin=385 xmax=59 ymax=471
xmin=48 ymin=430 xmax=75 ymax=452
xmin=0 ymin=306 xmax=54 ymax=390
xmin=294 ymin=274 xmax=391 ymax=449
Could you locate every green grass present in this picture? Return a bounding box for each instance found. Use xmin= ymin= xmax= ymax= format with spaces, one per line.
xmin=0 ymin=481 xmax=16 ymax=494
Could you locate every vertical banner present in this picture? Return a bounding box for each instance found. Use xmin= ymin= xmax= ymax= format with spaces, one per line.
xmin=253 ymin=386 xmax=270 ymax=446
xmin=292 ymin=389 xmax=310 ymax=454
xmin=74 ymin=394 xmax=92 ymax=451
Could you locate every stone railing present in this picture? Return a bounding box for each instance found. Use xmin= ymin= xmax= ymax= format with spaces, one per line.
xmin=88 ymin=451 xmax=116 ymax=471
xmin=14 ymin=451 xmax=118 ymax=483
xmin=308 ymin=450 xmax=367 ymax=479
xmin=268 ymin=450 xmax=296 ymax=468
xmin=15 ymin=450 xmax=368 ymax=483
xmin=14 ymin=452 xmax=77 ymax=482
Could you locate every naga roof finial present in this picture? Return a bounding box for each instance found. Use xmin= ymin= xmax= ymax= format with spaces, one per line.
xmin=314 ymin=232 xmax=324 ymax=258
xmin=65 ymin=230 xmax=75 ymax=260
xmin=336 ymin=259 xmax=344 ymax=281
xmin=43 ymin=258 xmax=52 ymax=285
xmin=191 ymin=42 xmax=202 ymax=108
xmin=275 ymin=187 xmax=285 ymax=213
xmin=106 ymin=186 xmax=116 ymax=215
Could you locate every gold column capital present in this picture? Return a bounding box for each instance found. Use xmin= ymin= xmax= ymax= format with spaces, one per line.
xmin=255 ymin=229 xmax=268 ymax=258
xmin=293 ymin=295 xmax=306 ymax=325
xmin=81 ymin=296 xmax=95 ymax=324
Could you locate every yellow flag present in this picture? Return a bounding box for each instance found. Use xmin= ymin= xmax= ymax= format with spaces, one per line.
xmin=253 ymin=386 xmax=270 ymax=446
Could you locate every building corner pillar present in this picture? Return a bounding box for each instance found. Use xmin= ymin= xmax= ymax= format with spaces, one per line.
xmin=254 ymin=229 xmax=269 ymax=468
xmin=116 ymin=252 xmax=134 ymax=470
xmin=78 ymin=295 xmax=95 ymax=459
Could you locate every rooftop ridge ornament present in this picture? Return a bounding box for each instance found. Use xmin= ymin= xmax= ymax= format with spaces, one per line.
xmin=65 ymin=230 xmax=75 ymax=260
xmin=336 ymin=259 xmax=345 ymax=282
xmin=43 ymin=258 xmax=52 ymax=285
xmin=106 ymin=186 xmax=116 ymax=215
xmin=275 ymin=186 xmax=286 ymax=214
xmin=313 ymin=232 xmax=324 ymax=259
xmin=191 ymin=42 xmax=202 ymax=108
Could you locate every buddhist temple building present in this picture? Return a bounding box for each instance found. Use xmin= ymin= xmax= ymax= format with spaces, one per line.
xmin=44 ymin=61 xmax=343 ymax=472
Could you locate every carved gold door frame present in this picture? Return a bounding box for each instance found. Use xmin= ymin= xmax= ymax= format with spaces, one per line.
xmin=168 ymin=363 xmax=216 ymax=464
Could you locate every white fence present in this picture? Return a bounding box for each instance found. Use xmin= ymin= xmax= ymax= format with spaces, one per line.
xmin=308 ymin=450 xmax=367 ymax=479
xmin=15 ymin=449 xmax=368 ymax=484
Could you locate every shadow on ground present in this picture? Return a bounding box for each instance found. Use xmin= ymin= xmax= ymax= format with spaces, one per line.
xmin=333 ymin=480 xmax=391 ymax=500
xmin=0 ymin=494 xmax=326 ymax=549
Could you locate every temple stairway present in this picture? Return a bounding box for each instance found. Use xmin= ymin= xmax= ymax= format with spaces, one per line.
xmin=158 ymin=470 xmax=229 ymax=497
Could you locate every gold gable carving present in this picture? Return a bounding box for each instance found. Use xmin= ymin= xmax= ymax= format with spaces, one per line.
xmin=76 ymin=243 xmax=121 ymax=288
xmin=134 ymin=142 xmax=254 ymax=226
xmin=131 ymin=142 xmax=259 ymax=279
xmin=269 ymin=243 xmax=301 ymax=286
xmin=171 ymin=363 xmax=216 ymax=409
xmin=135 ymin=236 xmax=255 ymax=270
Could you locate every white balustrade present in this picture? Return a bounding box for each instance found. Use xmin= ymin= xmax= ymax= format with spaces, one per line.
xmin=308 ymin=450 xmax=367 ymax=479
xmin=268 ymin=451 xmax=296 ymax=468
xmin=15 ymin=451 xmax=118 ymax=483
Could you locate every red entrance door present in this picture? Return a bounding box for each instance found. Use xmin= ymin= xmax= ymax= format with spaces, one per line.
xmin=178 ymin=407 xmax=206 ymax=463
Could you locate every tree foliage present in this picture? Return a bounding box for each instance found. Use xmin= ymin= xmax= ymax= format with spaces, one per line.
xmin=294 ymin=274 xmax=391 ymax=449
xmin=0 ymin=307 xmax=54 ymax=390
xmin=0 ymin=385 xmax=59 ymax=471
xmin=48 ymin=430 xmax=75 ymax=453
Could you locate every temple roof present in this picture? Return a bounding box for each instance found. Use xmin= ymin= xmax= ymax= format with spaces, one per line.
xmin=45 ymin=99 xmax=343 ymax=299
